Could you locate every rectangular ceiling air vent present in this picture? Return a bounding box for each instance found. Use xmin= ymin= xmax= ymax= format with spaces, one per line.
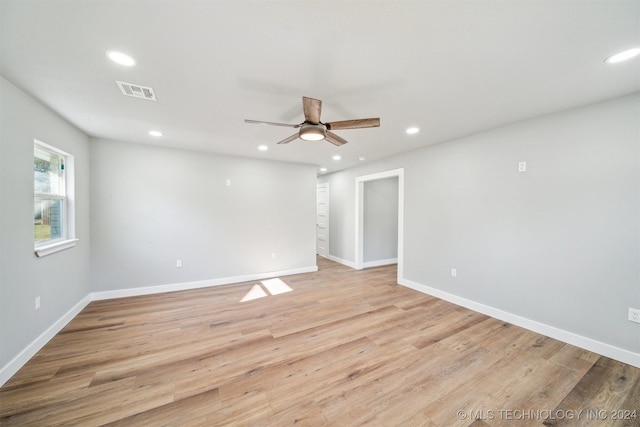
xmin=115 ymin=80 xmax=157 ymax=101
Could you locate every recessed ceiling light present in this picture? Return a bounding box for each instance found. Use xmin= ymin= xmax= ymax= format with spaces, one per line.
xmin=605 ymin=47 xmax=640 ymax=64
xmin=332 ymin=155 xmax=341 ymax=161
xmin=320 ymin=167 xmax=328 ymax=172
xmin=148 ymin=130 xmax=163 ymax=137
xmin=106 ymin=50 xmax=136 ymax=67
xmin=406 ymin=127 xmax=420 ymax=135
xmin=358 ymin=156 xmax=366 ymax=161
xmin=258 ymin=145 xmax=268 ymax=151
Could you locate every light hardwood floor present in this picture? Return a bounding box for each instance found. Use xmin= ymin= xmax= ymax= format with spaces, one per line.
xmin=1 ymin=257 xmax=638 ymax=426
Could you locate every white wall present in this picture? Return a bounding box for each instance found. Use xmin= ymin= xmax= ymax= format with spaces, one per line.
xmin=0 ymin=77 xmax=91 ymax=370
xmin=90 ymin=138 xmax=317 ymax=293
xmin=319 ymin=93 xmax=640 ymax=361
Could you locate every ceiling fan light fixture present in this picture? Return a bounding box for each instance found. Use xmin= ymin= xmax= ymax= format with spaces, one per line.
xmin=299 ymin=124 xmax=326 ymax=141
xmin=245 ymin=96 xmax=379 ymax=146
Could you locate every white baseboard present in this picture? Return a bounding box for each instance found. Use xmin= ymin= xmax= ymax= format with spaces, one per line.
xmin=0 ymin=294 xmax=92 ymax=387
xmin=398 ymin=277 xmax=640 ymax=369
xmin=0 ymin=265 xmax=318 ymax=387
xmin=328 ymin=256 xmax=398 ymax=270
xmin=363 ymin=258 xmax=398 ymax=269
xmin=91 ymin=265 xmax=318 ymax=301
xmin=326 ymin=254 xmax=358 ymax=269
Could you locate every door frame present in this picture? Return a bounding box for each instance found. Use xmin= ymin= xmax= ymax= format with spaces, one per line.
xmin=355 ymin=168 xmax=404 ymax=279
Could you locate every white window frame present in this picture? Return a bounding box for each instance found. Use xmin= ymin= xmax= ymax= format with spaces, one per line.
xmin=34 ymin=140 xmax=78 ymax=257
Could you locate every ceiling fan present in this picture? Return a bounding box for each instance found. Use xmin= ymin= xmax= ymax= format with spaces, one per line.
xmin=245 ymin=96 xmax=380 ymax=146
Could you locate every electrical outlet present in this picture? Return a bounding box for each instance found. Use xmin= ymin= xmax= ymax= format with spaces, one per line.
xmin=629 ymin=308 xmax=640 ymax=324
xmin=451 ymin=268 xmax=457 ymax=278
xmin=176 ymin=260 xmax=182 ymax=268
xmin=226 ymin=179 xmax=231 ymax=186
xmin=518 ymin=161 xmax=527 ymax=172
xmin=272 ymin=252 xmax=276 ymax=259
xmin=35 ymin=296 xmax=41 ymax=310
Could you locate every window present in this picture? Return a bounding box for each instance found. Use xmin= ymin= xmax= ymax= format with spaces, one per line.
xmin=33 ymin=140 xmax=77 ymax=257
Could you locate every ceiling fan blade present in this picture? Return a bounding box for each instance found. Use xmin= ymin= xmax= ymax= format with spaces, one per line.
xmin=276 ymin=133 xmax=300 ymax=145
xmin=302 ymin=96 xmax=322 ymax=124
xmin=325 ymin=131 xmax=348 ymax=146
xmin=325 ymin=118 xmax=380 ymax=130
xmin=245 ymin=119 xmax=300 ymax=128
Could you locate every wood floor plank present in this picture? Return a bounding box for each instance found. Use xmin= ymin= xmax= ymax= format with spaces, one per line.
xmin=546 ymin=356 xmax=640 ymax=427
xmin=101 ymin=388 xmax=223 ymax=427
xmin=1 ymin=257 xmax=638 ymax=426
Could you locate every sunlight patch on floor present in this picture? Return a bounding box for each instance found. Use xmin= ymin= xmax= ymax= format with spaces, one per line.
xmin=240 ymin=278 xmax=293 ymax=302
xmin=240 ymin=284 xmax=269 ymax=302
xmin=261 ymin=278 xmax=293 ymax=295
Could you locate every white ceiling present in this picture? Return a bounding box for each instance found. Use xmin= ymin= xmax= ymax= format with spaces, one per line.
xmin=1 ymin=1 xmax=639 ymax=173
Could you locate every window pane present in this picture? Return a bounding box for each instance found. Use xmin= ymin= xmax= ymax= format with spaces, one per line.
xmin=34 ymin=146 xmax=64 ymax=195
xmin=34 ymin=198 xmax=63 ymax=242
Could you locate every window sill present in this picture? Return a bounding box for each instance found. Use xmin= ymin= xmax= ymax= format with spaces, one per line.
xmin=35 ymin=238 xmax=79 ymax=257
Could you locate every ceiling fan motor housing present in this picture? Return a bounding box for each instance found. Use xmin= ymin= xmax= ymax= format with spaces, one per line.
xmin=299 ymin=123 xmax=326 ymax=141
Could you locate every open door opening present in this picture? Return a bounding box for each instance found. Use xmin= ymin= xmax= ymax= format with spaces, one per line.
xmin=355 ymin=169 xmax=404 ymax=280
xmin=363 ymin=177 xmax=399 ymax=267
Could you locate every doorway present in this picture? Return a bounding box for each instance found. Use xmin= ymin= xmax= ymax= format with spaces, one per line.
xmin=363 ymin=177 xmax=399 ymax=267
xmin=355 ymin=169 xmax=404 ymax=280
